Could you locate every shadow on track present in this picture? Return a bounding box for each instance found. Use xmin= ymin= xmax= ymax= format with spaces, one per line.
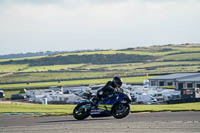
xmin=38 ymin=118 xmax=113 ymax=124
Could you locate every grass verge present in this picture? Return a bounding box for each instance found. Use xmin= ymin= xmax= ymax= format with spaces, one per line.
xmin=0 ymin=103 xmax=75 ymax=115
xmin=0 ymin=102 xmax=200 ymax=116
xmin=131 ymin=102 xmax=200 ymax=112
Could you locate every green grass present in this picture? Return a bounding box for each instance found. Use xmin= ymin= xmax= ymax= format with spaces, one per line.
xmin=1 ymin=44 xmax=200 ymax=93
xmin=0 ymin=55 xmax=46 ymax=63
xmin=80 ymin=63 xmax=144 ymax=71
xmin=0 ymin=49 xmax=170 ymax=64
xmin=173 ymin=47 xmax=200 ymax=52
xmin=131 ymin=102 xmax=200 ymax=112
xmin=0 ymin=71 xmax=113 ymax=83
xmin=59 ymin=50 xmax=176 ymax=56
xmin=158 ymin=53 xmax=200 ymax=61
xmin=4 ymin=90 xmax=21 ymax=99
xmin=1 ymin=61 xmax=200 ymax=83
xmin=0 ymin=103 xmax=75 ymax=115
xmin=0 ymin=76 xmax=153 ymax=90
xmin=21 ymin=64 xmax=85 ymax=72
xmin=0 ymin=102 xmax=200 ymax=115
xmin=0 ymin=44 xmax=200 ymax=65
xmin=89 ymin=61 xmax=200 ymax=71
xmin=0 ymin=64 xmax=28 ymax=73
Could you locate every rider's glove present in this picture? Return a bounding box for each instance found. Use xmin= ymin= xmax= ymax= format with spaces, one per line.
xmin=108 ymin=94 xmax=113 ymax=98
xmin=99 ymin=91 xmax=103 ymax=95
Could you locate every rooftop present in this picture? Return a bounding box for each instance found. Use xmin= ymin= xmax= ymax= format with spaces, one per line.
xmin=177 ymin=75 xmax=200 ymax=82
xmin=149 ymin=73 xmax=200 ymax=80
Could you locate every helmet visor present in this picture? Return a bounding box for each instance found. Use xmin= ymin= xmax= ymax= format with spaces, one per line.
xmin=117 ymin=82 xmax=122 ymax=88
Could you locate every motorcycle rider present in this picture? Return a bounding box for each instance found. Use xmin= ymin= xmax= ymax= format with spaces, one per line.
xmin=97 ymin=76 xmax=123 ymax=101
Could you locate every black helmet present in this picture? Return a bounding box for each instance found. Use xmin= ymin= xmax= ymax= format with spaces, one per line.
xmin=113 ymin=76 xmax=123 ymax=87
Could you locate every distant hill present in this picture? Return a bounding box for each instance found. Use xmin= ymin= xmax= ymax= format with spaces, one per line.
xmin=0 ymin=49 xmax=104 ymax=60
xmin=0 ymin=54 xmax=156 ymax=66
xmin=0 ymin=51 xmax=62 ymax=59
xmin=0 ymin=43 xmax=200 ymax=66
xmin=1 ymin=43 xmax=200 ymax=85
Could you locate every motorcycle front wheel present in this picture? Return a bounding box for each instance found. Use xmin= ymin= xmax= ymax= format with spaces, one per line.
xmin=73 ymin=102 xmax=91 ymax=120
xmin=112 ymin=103 xmax=130 ymax=119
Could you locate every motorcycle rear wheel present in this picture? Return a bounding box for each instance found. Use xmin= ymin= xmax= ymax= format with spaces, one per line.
xmin=112 ymin=103 xmax=130 ymax=119
xmin=73 ymin=102 xmax=91 ymax=120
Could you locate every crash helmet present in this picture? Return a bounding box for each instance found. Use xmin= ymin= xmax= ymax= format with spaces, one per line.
xmin=112 ymin=76 xmax=123 ymax=88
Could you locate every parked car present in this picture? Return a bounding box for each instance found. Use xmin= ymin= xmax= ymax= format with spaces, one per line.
xmin=11 ymin=94 xmax=25 ymax=100
xmin=0 ymin=90 xmax=5 ymax=98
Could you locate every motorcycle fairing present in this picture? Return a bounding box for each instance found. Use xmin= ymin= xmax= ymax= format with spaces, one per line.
xmin=90 ymin=92 xmax=129 ymax=117
xmin=98 ymin=104 xmax=112 ymax=111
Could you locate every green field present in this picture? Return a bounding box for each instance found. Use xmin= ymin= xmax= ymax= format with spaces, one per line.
xmin=21 ymin=64 xmax=85 ymax=72
xmin=1 ymin=61 xmax=200 ymax=73
xmin=0 ymin=76 xmax=153 ymax=90
xmin=173 ymin=47 xmax=200 ymax=52
xmin=0 ymin=64 xmax=28 ymax=73
xmin=0 ymin=44 xmax=200 ymax=94
xmin=1 ymin=61 xmax=200 ymax=83
xmin=61 ymin=50 xmax=176 ymax=56
xmin=158 ymin=53 xmax=200 ymax=61
xmin=0 ymin=71 xmax=113 ymax=83
xmin=0 ymin=103 xmax=75 ymax=115
xmin=0 ymin=102 xmax=200 ymax=115
xmin=0 ymin=55 xmax=46 ymax=63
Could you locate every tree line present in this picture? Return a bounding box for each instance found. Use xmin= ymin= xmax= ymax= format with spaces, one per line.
xmin=0 ymin=54 xmax=156 ymax=66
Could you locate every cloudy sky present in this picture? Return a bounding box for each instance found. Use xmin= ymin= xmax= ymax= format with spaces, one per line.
xmin=0 ymin=0 xmax=200 ymax=54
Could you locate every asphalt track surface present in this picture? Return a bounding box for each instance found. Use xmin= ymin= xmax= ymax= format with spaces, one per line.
xmin=0 ymin=111 xmax=200 ymax=133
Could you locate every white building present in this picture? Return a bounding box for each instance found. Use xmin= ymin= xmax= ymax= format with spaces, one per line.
xmin=149 ymin=73 xmax=200 ymax=99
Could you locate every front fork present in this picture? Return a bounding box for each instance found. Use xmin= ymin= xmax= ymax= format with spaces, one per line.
xmin=79 ymin=103 xmax=92 ymax=112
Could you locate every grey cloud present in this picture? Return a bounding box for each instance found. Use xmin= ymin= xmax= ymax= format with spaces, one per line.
xmin=1 ymin=0 xmax=197 ymax=8
xmin=0 ymin=0 xmax=127 ymax=5
xmin=0 ymin=0 xmax=59 ymax=5
xmin=0 ymin=0 xmax=129 ymax=9
xmin=0 ymin=0 xmax=196 ymax=4
xmin=0 ymin=0 xmax=200 ymax=54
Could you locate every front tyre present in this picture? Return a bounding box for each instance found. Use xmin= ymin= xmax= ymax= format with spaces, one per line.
xmin=112 ymin=103 xmax=130 ymax=119
xmin=73 ymin=102 xmax=91 ymax=120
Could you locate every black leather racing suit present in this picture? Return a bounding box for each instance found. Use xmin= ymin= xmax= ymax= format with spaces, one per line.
xmin=97 ymin=81 xmax=117 ymax=100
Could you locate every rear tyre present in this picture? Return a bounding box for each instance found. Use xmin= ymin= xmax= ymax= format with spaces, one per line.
xmin=73 ymin=102 xmax=91 ymax=120
xmin=112 ymin=103 xmax=130 ymax=119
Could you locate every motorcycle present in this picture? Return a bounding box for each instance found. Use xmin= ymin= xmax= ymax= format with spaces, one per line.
xmin=73 ymin=88 xmax=132 ymax=120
